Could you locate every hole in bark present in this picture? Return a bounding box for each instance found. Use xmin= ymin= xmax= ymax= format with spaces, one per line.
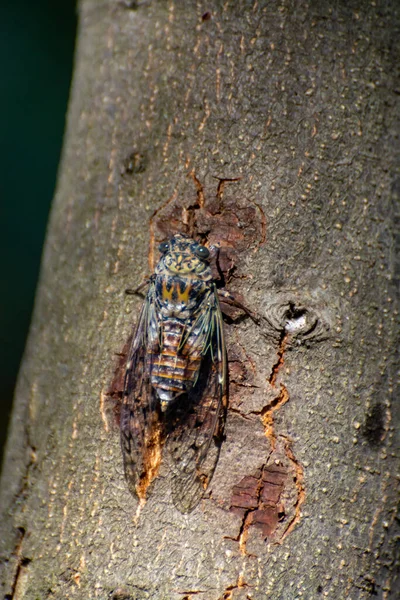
xmin=109 ymin=590 xmax=134 ymax=600
xmin=119 ymin=1 xmax=148 ymax=10
xmin=121 ymin=150 xmax=147 ymax=175
xmin=361 ymin=576 xmax=378 ymax=595
xmin=283 ymin=302 xmax=311 ymax=334
xmin=363 ymin=403 xmax=385 ymax=446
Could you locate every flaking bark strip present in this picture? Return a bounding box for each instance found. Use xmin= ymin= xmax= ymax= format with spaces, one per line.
xmin=151 ymin=171 xmax=207 ymax=257
xmin=150 ymin=174 xmax=265 ymax=281
xmin=230 ymin=461 xmax=289 ymax=554
xmin=238 ymin=472 xmax=265 ymax=556
xmin=136 ymin=419 xmax=165 ymax=502
xmin=228 ymin=466 xmax=265 ymax=556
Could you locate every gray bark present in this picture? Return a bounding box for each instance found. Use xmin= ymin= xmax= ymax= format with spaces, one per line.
xmin=1 ymin=1 xmax=399 ymax=599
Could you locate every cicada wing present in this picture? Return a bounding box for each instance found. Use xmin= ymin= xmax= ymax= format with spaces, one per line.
xmin=167 ymin=289 xmax=227 ymax=513
xmin=120 ymin=283 xmax=162 ymax=499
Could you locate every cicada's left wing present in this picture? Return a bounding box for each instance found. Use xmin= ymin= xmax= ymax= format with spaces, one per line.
xmin=120 ymin=281 xmax=163 ymax=500
xmin=166 ymin=287 xmax=227 ymax=513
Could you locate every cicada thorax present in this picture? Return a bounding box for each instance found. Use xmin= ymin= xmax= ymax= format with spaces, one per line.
xmin=150 ymin=272 xmax=211 ymax=410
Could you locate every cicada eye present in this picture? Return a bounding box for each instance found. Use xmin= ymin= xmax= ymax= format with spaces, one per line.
xmin=158 ymin=241 xmax=170 ymax=254
xmin=194 ymin=245 xmax=210 ymax=259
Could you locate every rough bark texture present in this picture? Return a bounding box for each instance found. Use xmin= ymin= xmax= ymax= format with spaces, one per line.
xmin=1 ymin=1 xmax=399 ymax=599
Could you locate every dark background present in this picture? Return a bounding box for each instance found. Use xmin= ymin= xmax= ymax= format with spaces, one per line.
xmin=1 ymin=1 xmax=77 ymax=465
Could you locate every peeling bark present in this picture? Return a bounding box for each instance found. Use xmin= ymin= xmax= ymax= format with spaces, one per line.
xmin=1 ymin=0 xmax=399 ymax=598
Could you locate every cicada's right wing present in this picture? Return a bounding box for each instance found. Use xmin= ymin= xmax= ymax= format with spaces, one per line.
xmin=120 ymin=282 xmax=162 ymax=499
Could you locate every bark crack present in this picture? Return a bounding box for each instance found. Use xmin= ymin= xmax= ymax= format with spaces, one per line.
xmin=149 ymin=189 xmax=179 ymax=270
xmin=268 ymin=331 xmax=288 ymax=386
xmin=260 ymin=384 xmax=290 ymax=450
xmin=279 ymin=439 xmax=305 ymax=542
xmin=176 ymin=590 xmax=206 ymax=599
xmin=218 ymin=574 xmax=249 ymax=600
xmin=5 ymin=527 xmax=31 ymax=600
xmin=228 ymin=320 xmax=305 ymax=564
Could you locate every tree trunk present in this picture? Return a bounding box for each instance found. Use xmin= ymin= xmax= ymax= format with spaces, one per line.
xmin=1 ymin=1 xmax=399 ymax=598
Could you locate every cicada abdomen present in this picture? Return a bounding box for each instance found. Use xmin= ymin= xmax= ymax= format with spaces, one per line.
xmin=120 ymin=233 xmax=227 ymax=513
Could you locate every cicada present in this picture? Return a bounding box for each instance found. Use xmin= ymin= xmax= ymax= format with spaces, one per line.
xmin=120 ymin=233 xmax=227 ymax=513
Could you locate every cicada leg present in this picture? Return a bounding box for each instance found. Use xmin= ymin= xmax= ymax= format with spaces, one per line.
xmin=125 ymin=277 xmax=153 ymax=297
xmin=217 ymin=289 xmax=260 ymax=325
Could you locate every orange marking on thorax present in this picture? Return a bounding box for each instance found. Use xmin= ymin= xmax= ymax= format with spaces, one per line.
xmin=162 ymin=279 xmax=192 ymax=305
xmin=177 ymin=285 xmax=190 ymax=304
xmin=162 ymin=280 xmax=174 ymax=301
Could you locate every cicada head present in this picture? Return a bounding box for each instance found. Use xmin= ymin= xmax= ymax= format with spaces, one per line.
xmin=156 ymin=233 xmax=213 ymax=280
